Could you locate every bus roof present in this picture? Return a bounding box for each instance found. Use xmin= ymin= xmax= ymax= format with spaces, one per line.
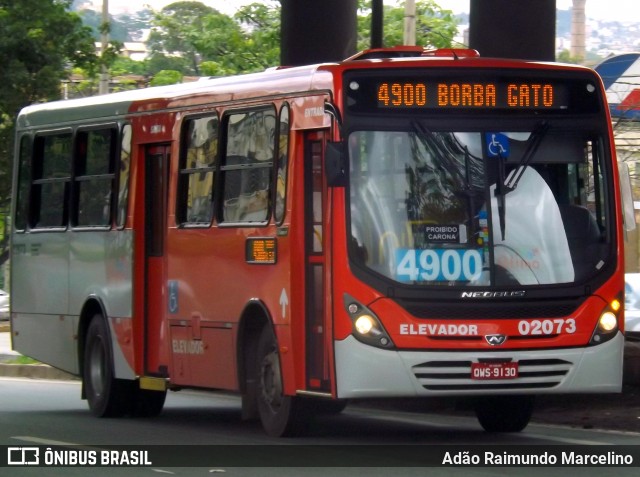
xmin=16 ymin=47 xmax=595 ymax=129
xmin=17 ymin=63 xmax=336 ymax=129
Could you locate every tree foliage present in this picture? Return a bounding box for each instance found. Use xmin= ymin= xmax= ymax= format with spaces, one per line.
xmin=147 ymin=1 xmax=227 ymax=75
xmin=147 ymin=1 xmax=280 ymax=77
xmin=150 ymin=70 xmax=184 ymax=86
xmin=357 ymin=0 xmax=458 ymax=51
xmin=0 ymin=0 xmax=97 ymax=115
xmin=0 ymin=0 xmax=98 ymax=264
xmin=231 ymin=3 xmax=281 ymax=70
xmin=142 ymin=0 xmax=458 ymax=81
xmin=78 ymin=8 xmax=129 ymax=42
xmin=144 ymin=1 xmax=457 ymax=81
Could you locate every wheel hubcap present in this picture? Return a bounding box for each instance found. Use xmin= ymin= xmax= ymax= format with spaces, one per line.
xmin=260 ymin=349 xmax=283 ymax=411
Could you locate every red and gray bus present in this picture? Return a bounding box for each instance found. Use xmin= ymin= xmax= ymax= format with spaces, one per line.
xmin=11 ymin=47 xmax=629 ymax=436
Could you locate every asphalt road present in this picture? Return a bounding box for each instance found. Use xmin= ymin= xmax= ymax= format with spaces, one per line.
xmin=1 ymin=377 xmax=640 ymax=477
xmin=2 ymin=327 xmax=640 ymax=432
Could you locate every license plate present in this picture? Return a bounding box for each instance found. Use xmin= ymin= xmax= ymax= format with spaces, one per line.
xmin=471 ymin=362 xmax=518 ymax=380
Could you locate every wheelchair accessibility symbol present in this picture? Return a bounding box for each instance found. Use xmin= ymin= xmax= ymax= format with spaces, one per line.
xmin=486 ymin=132 xmax=510 ymax=158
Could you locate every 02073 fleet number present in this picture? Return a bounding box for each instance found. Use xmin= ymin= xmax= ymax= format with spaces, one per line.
xmin=517 ymin=318 xmax=576 ymax=336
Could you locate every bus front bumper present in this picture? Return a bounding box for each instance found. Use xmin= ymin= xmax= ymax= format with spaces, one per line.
xmin=334 ymin=333 xmax=624 ymax=399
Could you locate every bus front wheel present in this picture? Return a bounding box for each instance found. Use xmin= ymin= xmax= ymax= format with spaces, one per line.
xmin=256 ymin=326 xmax=308 ymax=437
xmin=474 ymin=395 xmax=534 ymax=433
xmin=83 ymin=315 xmax=130 ymax=417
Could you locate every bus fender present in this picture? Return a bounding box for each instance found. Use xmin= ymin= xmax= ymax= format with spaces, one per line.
xmin=236 ymin=299 xmax=273 ymax=420
xmin=78 ymin=295 xmax=135 ymax=399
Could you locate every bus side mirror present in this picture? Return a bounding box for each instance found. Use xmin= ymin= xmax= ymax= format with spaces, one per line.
xmin=326 ymin=141 xmax=346 ymax=187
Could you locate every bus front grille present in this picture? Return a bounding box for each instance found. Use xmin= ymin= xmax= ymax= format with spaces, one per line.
xmin=412 ymin=358 xmax=572 ymax=391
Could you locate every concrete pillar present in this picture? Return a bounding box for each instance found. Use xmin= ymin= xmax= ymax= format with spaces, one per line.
xmin=571 ymin=0 xmax=587 ymax=62
xmin=469 ymin=0 xmax=556 ymax=61
xmin=280 ymin=0 xmax=357 ymax=66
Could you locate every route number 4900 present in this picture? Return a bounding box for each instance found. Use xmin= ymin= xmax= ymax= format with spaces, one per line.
xmin=396 ymin=248 xmax=483 ymax=282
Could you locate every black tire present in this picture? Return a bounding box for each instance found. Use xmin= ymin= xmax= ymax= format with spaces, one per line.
xmin=83 ymin=315 xmax=132 ymax=417
xmin=256 ymin=326 xmax=309 ymax=437
xmin=474 ymin=395 xmax=535 ymax=433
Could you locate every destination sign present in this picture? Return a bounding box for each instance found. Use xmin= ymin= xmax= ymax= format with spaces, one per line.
xmin=376 ymin=81 xmax=563 ymax=110
xmin=345 ymin=70 xmax=602 ymax=115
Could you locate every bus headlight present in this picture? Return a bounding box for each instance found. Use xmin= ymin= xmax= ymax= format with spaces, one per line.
xmin=354 ymin=315 xmax=375 ymax=335
xmin=589 ymin=306 xmax=620 ymax=346
xmin=344 ymin=294 xmax=395 ymax=349
xmin=598 ymin=312 xmax=617 ymax=332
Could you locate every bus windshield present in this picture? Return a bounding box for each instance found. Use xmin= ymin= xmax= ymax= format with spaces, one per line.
xmin=348 ymin=125 xmax=611 ymax=287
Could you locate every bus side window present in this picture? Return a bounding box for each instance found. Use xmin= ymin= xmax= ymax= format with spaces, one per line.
xmin=31 ymin=133 xmax=72 ymax=228
xmin=177 ymin=115 xmax=218 ymax=226
xmin=220 ymin=108 xmax=275 ymax=224
xmin=74 ymin=128 xmax=116 ymax=227
xmin=14 ymin=135 xmax=33 ymax=232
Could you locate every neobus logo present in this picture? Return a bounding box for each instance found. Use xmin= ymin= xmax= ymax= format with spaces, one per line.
xmin=461 ymin=291 xmax=526 ymax=299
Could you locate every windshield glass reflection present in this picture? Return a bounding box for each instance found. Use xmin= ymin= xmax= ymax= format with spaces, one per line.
xmin=348 ymin=129 xmax=608 ymax=287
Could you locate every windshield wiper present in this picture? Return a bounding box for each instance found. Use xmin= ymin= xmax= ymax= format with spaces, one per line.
xmin=495 ymin=150 xmax=509 ymax=241
xmin=494 ymin=121 xmax=550 ymax=240
xmin=504 ymin=121 xmax=550 ymax=193
xmin=411 ymin=121 xmax=467 ymax=186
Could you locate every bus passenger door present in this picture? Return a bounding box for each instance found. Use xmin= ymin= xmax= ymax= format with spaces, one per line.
xmin=144 ymin=144 xmax=170 ymax=376
xmin=304 ymin=132 xmax=331 ymax=393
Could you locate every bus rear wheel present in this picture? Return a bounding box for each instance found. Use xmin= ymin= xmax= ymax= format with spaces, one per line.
xmin=83 ymin=315 xmax=131 ymax=417
xmin=474 ymin=395 xmax=535 ymax=433
xmin=256 ymin=326 xmax=308 ymax=437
